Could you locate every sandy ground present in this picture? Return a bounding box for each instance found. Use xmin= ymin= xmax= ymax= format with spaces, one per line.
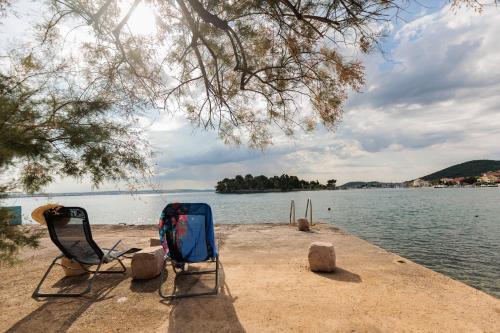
xmin=0 ymin=223 xmax=499 ymax=333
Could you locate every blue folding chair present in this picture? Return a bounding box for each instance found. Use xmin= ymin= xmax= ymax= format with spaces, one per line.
xmin=158 ymin=203 xmax=219 ymax=299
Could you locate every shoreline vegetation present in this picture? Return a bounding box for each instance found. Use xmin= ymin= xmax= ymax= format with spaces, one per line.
xmin=215 ymin=174 xmax=337 ymax=194
xmin=216 ymin=188 xmax=332 ymax=194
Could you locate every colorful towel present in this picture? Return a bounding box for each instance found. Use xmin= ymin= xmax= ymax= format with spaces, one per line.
xmin=158 ymin=203 xmax=217 ymax=263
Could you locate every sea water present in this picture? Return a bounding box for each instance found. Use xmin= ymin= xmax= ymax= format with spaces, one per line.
xmin=5 ymin=187 xmax=500 ymax=297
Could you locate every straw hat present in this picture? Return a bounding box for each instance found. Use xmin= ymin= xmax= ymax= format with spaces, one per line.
xmin=31 ymin=204 xmax=63 ymax=225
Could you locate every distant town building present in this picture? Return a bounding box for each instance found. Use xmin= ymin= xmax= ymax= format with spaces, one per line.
xmin=479 ymin=171 xmax=500 ymax=184
xmin=440 ymin=177 xmax=465 ymax=185
xmin=411 ymin=178 xmax=430 ymax=187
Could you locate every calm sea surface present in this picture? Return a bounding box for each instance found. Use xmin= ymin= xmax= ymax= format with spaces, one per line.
xmin=5 ymin=188 xmax=500 ymax=298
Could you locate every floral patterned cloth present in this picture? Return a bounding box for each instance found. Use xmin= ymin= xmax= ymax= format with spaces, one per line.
xmin=158 ymin=203 xmax=217 ymax=263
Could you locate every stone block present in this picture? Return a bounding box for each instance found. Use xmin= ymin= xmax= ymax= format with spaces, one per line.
xmin=308 ymin=242 xmax=336 ymax=272
xmin=131 ymin=246 xmax=164 ymax=280
xmin=61 ymin=256 xmax=90 ymax=276
xmin=150 ymin=238 xmax=161 ymax=247
xmin=298 ymin=218 xmax=309 ymax=231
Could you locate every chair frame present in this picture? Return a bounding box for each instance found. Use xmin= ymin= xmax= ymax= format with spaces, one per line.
xmin=157 ymin=203 xmax=219 ymax=299
xmin=158 ymin=248 xmax=219 ymax=299
xmin=32 ymin=241 xmax=126 ymax=298
xmin=32 ymin=207 xmax=132 ymax=299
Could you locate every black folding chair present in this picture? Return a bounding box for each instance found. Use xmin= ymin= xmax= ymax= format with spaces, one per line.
xmin=158 ymin=203 xmax=219 ymax=299
xmin=32 ymin=206 xmax=140 ymax=299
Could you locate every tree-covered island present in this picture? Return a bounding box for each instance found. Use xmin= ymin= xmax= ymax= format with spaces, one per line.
xmin=216 ymin=174 xmax=336 ymax=193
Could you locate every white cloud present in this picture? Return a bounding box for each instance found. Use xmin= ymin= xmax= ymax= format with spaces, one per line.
xmin=142 ymin=4 xmax=500 ymax=188
xmin=7 ymin=3 xmax=500 ymax=191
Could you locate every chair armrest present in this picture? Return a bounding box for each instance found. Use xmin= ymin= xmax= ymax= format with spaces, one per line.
xmin=104 ymin=240 xmax=122 ymax=260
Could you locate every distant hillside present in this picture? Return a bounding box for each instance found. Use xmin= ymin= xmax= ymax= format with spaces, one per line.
xmin=338 ymin=181 xmax=403 ymax=189
xmin=7 ymin=189 xmax=212 ymax=198
xmin=421 ymin=160 xmax=500 ymax=181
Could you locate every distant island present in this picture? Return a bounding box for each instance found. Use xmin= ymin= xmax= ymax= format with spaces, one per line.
xmin=215 ymin=174 xmax=336 ymax=193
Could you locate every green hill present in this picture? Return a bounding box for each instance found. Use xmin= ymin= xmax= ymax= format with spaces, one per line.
xmin=338 ymin=181 xmax=402 ymax=189
xmin=421 ymin=160 xmax=500 ymax=181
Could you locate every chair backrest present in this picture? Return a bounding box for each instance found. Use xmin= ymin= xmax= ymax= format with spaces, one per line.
xmin=158 ymin=203 xmax=217 ymax=263
xmin=44 ymin=207 xmax=104 ymax=264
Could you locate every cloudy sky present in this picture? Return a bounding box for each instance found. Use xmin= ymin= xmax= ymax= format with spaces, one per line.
xmin=141 ymin=3 xmax=500 ymax=190
xmin=3 ymin=2 xmax=500 ymax=192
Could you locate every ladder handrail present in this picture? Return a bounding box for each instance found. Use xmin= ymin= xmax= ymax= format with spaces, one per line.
xmin=289 ymin=200 xmax=296 ymax=225
xmin=305 ymin=198 xmax=313 ymax=225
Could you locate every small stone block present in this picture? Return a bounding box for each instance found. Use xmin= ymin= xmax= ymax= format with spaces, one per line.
xmin=298 ymin=218 xmax=309 ymax=231
xmin=131 ymin=246 xmax=164 ymax=280
xmin=61 ymin=256 xmax=90 ymax=276
xmin=150 ymin=238 xmax=161 ymax=247
xmin=308 ymin=242 xmax=336 ymax=272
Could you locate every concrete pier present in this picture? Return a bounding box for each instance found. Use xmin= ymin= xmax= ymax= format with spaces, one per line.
xmin=1 ymin=224 xmax=499 ymax=332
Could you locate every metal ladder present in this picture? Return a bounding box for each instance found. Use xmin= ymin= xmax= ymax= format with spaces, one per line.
xmin=289 ymin=198 xmax=313 ymax=225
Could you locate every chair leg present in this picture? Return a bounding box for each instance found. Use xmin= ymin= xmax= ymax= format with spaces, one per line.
xmin=32 ymin=255 xmax=106 ymax=299
xmin=83 ymin=258 xmax=127 ymax=274
xmin=158 ymin=255 xmax=219 ymax=299
xmin=214 ymin=253 xmax=220 ymax=294
xmin=115 ymin=258 xmax=127 ymax=273
xmin=158 ymin=256 xmax=170 ymax=298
